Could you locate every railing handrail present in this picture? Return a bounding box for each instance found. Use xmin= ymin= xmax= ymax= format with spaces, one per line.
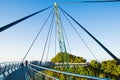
xmin=29 ymin=64 xmax=109 ymax=80
xmin=0 ymin=61 xmax=20 ymax=65
xmin=28 ymin=66 xmax=59 ymax=80
xmin=55 ymin=62 xmax=86 ymax=64
xmin=0 ymin=61 xmax=21 ymax=76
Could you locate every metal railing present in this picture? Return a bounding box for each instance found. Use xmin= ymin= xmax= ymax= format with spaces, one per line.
xmin=28 ymin=66 xmax=59 ymax=80
xmin=28 ymin=63 xmax=109 ymax=80
xmin=0 ymin=62 xmax=21 ymax=80
xmin=27 ymin=64 xmax=59 ymax=80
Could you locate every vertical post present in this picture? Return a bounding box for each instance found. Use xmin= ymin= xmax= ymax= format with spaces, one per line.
xmin=54 ymin=2 xmax=67 ymax=53
xmin=54 ymin=4 xmax=70 ymax=80
xmin=54 ymin=2 xmax=69 ymax=71
xmin=42 ymin=75 xmax=45 ymax=80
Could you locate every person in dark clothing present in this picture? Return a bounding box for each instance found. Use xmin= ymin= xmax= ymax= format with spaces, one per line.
xmin=25 ymin=60 xmax=28 ymax=66
xmin=21 ymin=62 xmax=24 ymax=69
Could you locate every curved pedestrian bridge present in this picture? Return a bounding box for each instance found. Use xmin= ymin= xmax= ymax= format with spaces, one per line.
xmin=0 ymin=1 xmax=120 ymax=80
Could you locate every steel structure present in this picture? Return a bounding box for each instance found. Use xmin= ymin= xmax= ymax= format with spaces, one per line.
xmin=54 ymin=3 xmax=70 ymax=73
xmin=54 ymin=2 xmax=67 ymax=53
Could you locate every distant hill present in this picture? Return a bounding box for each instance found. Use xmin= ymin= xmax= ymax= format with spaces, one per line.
xmin=51 ymin=52 xmax=86 ymax=63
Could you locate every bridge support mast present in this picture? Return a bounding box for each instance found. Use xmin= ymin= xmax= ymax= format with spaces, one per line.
xmin=54 ymin=3 xmax=67 ymax=53
xmin=54 ymin=2 xmax=69 ymax=70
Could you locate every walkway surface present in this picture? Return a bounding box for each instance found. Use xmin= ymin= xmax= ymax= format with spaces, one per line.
xmin=5 ymin=67 xmax=28 ymax=80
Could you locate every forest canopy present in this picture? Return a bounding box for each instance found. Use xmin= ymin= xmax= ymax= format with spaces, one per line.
xmin=51 ymin=52 xmax=86 ymax=63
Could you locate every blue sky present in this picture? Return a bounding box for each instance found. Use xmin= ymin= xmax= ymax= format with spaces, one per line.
xmin=0 ymin=0 xmax=120 ymax=62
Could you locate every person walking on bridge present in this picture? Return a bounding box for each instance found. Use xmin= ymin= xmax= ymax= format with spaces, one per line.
xmin=25 ymin=60 xmax=28 ymax=67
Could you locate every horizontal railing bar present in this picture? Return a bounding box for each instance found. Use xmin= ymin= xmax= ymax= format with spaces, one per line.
xmin=29 ymin=64 xmax=109 ymax=80
xmin=0 ymin=61 xmax=20 ymax=65
xmin=0 ymin=61 xmax=21 ymax=76
xmin=28 ymin=66 xmax=59 ymax=80
xmin=55 ymin=63 xmax=86 ymax=64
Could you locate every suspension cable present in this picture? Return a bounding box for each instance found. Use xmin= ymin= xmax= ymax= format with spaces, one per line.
xmin=59 ymin=0 xmax=120 ymax=4
xmin=59 ymin=6 xmax=120 ymax=64
xmin=60 ymin=9 xmax=98 ymax=61
xmin=0 ymin=6 xmax=52 ymax=32
xmin=40 ymin=12 xmax=55 ymax=64
xmin=57 ymin=9 xmax=70 ymax=74
xmin=54 ymin=20 xmax=57 ymax=62
xmin=81 ymin=0 xmax=120 ymax=3
xmin=61 ymin=21 xmax=72 ymax=55
xmin=61 ymin=20 xmax=71 ymax=73
xmin=22 ymin=9 xmax=54 ymax=62
xmin=46 ymin=13 xmax=55 ymax=62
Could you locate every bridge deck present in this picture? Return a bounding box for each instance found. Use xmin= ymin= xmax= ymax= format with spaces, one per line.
xmin=5 ymin=67 xmax=28 ymax=80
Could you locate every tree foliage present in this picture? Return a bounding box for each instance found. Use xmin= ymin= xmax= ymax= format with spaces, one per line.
xmin=51 ymin=52 xmax=86 ymax=63
xmin=42 ymin=53 xmax=120 ymax=80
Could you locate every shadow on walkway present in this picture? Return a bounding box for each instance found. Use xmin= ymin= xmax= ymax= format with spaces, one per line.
xmin=5 ymin=67 xmax=28 ymax=80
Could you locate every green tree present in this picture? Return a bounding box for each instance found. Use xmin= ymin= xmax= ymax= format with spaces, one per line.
xmin=51 ymin=52 xmax=86 ymax=63
xmin=43 ymin=55 xmax=120 ymax=80
xmin=90 ymin=60 xmax=101 ymax=70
